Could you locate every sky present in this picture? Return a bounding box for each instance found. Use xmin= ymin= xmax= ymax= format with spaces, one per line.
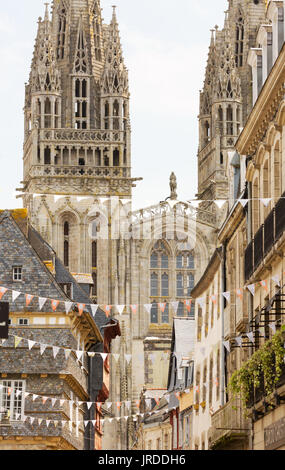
xmin=0 ymin=0 xmax=228 ymax=211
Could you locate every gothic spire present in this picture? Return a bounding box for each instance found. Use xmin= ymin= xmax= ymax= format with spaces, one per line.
xmin=213 ymin=11 xmax=241 ymax=102
xmin=73 ymin=14 xmax=90 ymax=74
xmin=30 ymin=3 xmax=61 ymax=93
xmin=101 ymin=6 xmax=129 ymax=95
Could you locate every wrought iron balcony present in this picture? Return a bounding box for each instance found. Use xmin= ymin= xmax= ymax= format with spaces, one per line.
xmin=244 ymin=191 xmax=285 ymax=281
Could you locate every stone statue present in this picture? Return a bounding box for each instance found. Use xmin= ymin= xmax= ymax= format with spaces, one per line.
xmin=170 ymin=172 xmax=178 ymax=200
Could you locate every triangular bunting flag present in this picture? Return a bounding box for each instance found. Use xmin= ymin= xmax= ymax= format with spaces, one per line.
xmin=269 ymin=323 xmax=276 ymax=334
xmin=65 ymin=302 xmax=73 ymax=315
xmin=144 ymin=304 xmax=152 ymax=314
xmin=272 ymin=275 xmax=280 ymax=287
xmin=130 ymin=305 xmax=138 ymax=314
xmin=52 ymin=346 xmax=60 ymax=358
xmin=116 ymin=305 xmax=125 ymax=315
xmin=246 ymin=332 xmax=254 ymax=343
xmin=90 ymin=304 xmax=99 ymax=317
xmin=125 ymin=354 xmax=132 ymax=364
xmin=215 ymin=200 xmax=226 ymax=209
xmin=40 ymin=343 xmax=47 ymax=356
xmin=261 ymin=198 xmax=271 ymax=207
xmin=158 ymin=303 xmax=166 ymax=313
xmin=64 ymin=349 xmax=71 ymax=360
xmin=223 ymin=341 xmax=231 ymax=353
xmin=87 ymin=402 xmax=93 ymax=410
xmin=113 ymin=354 xmax=119 ymax=362
xmin=51 ymin=300 xmax=60 ymax=312
xmin=260 ymin=280 xmax=268 ymax=291
xmin=247 ymin=284 xmax=255 ymax=296
xmin=210 ymin=296 xmax=216 ymax=305
xmin=77 ymin=303 xmax=85 ymax=316
xmin=38 ymin=297 xmax=47 ymax=310
xmin=236 ymin=288 xmax=243 ymax=299
xmin=222 ymin=292 xmax=230 ymax=303
xmin=235 ymin=336 xmax=242 ymax=347
xmin=239 ymin=199 xmax=248 ymax=208
xmin=14 ymin=336 xmax=22 ymax=348
xmin=25 ymin=294 xmax=34 ymax=306
xmin=76 ymin=350 xmax=84 ymax=362
xmin=0 ymin=287 xmax=8 ymax=300
xmin=100 ymin=353 xmax=108 ymax=361
xmin=12 ymin=290 xmax=21 ymax=302
xmin=197 ymin=297 xmax=205 ymax=309
xmin=171 ymin=301 xmax=179 ymax=314
xmin=184 ymin=299 xmax=192 ymax=312
xmin=104 ymin=305 xmax=112 ymax=317
xmin=27 ymin=340 xmax=36 ymax=350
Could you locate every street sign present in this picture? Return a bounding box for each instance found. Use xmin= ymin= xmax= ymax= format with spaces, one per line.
xmin=0 ymin=302 xmax=9 ymax=339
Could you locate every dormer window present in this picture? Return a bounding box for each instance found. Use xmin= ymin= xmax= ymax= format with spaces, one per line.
xmin=13 ymin=266 xmax=22 ymax=282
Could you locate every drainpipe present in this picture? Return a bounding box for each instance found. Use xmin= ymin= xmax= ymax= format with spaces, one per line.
xmin=247 ymin=181 xmax=254 ymax=451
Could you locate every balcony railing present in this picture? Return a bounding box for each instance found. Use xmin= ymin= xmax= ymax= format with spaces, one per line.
xmin=39 ymin=128 xmax=125 ymax=143
xmin=208 ymin=398 xmax=250 ymax=449
xmin=247 ymin=363 xmax=285 ymax=409
xmin=29 ymin=165 xmax=131 ymax=179
xmin=245 ymin=192 xmax=285 ymax=281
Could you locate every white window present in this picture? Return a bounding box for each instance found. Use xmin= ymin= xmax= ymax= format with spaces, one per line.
xmin=18 ymin=318 xmax=29 ymax=326
xmin=13 ymin=266 xmax=22 ymax=281
xmin=0 ymin=380 xmax=25 ymax=421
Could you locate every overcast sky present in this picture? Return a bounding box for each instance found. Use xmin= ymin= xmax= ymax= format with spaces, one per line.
xmin=0 ymin=0 xmax=228 ymax=211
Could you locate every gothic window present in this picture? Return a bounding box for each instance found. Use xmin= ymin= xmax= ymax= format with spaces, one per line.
xmin=226 ymin=105 xmax=233 ymax=135
xmin=149 ymin=241 xmax=170 ymax=324
xmin=92 ymin=241 xmax=97 ymax=268
xmin=74 ymin=78 xmax=89 ymax=129
xmin=57 ymin=3 xmax=67 ymax=60
xmin=44 ymin=98 xmax=52 ymax=128
xmin=235 ymin=16 xmax=244 ymax=67
xmin=44 ymin=147 xmax=51 ymax=165
xmin=175 ymin=251 xmax=195 ymax=316
xmin=64 ymin=221 xmax=69 ymax=267
xmin=64 ymin=240 xmax=69 ymax=267
xmin=113 ymin=149 xmax=120 ymax=167
xmin=74 ymin=28 xmax=87 ymax=73
xmin=176 ymin=274 xmax=184 ymax=297
xmin=218 ymin=106 xmax=223 ymax=134
xmin=150 ymin=302 xmax=158 ymax=324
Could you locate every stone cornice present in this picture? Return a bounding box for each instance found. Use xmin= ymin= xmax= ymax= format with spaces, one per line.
xmin=236 ymin=43 xmax=285 ymax=156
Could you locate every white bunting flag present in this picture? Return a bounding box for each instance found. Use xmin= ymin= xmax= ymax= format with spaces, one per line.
xmin=65 ymin=302 xmax=73 ymax=315
xmin=223 ymin=341 xmax=231 ymax=353
xmin=269 ymin=323 xmax=276 ymax=334
xmin=171 ymin=301 xmax=179 ymax=314
xmin=40 ymin=343 xmax=47 ymax=356
xmin=51 ymin=398 xmax=57 ymax=407
xmin=53 ymin=346 xmax=60 ymax=358
xmin=92 ymin=420 xmax=96 ymax=427
xmin=38 ymin=297 xmax=47 ymax=311
xmin=261 ymin=198 xmax=272 ymax=207
xmin=87 ymin=352 xmax=95 ymax=358
xmin=239 ymin=199 xmax=248 ymax=208
xmin=84 ymin=421 xmax=89 ymax=428
xmin=76 ymin=350 xmax=84 ymax=362
xmin=32 ymin=394 xmax=37 ymax=402
xmin=222 ymin=292 xmax=230 ymax=302
xmin=60 ymin=400 xmax=65 ymax=407
xmin=30 ymin=417 xmax=35 ymax=425
xmin=247 ymin=284 xmax=255 ymax=296
xmin=235 ymin=336 xmax=243 ymax=347
xmin=38 ymin=418 xmax=43 ymax=426
xmin=272 ymin=275 xmax=281 ymax=287
xmin=197 ymin=297 xmax=205 ymax=309
xmin=144 ymin=304 xmax=152 ymax=314
xmin=215 ymin=200 xmax=226 ymax=209
xmin=125 ymin=354 xmax=132 ymax=364
xmin=28 ymin=340 xmax=36 ymax=350
xmin=246 ymin=332 xmax=254 ymax=344
xmin=125 ymin=401 xmax=131 ymax=410
xmin=113 ymin=354 xmax=120 ymax=362
xmin=46 ymin=420 xmax=51 ymax=428
xmin=64 ymin=349 xmax=72 ymax=360
xmin=106 ymin=402 xmax=112 ymax=410
xmin=100 ymin=353 xmax=108 ymax=361
xmin=116 ymin=305 xmax=125 ymax=315
xmin=12 ymin=290 xmax=21 ymax=302
xmin=87 ymin=402 xmax=93 ymax=410
xmin=90 ymin=305 xmax=99 ymax=317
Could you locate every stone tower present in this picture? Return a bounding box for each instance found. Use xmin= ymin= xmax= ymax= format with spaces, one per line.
xmin=21 ymin=1 xmax=141 ymax=283
xmin=197 ymin=0 xmax=266 ymax=240
xmin=20 ymin=1 xmax=142 ymax=450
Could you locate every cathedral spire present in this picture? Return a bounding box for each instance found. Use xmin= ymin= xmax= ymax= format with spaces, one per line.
xmin=101 ymin=7 xmax=129 ymax=95
xmin=29 ymin=3 xmax=61 ymax=94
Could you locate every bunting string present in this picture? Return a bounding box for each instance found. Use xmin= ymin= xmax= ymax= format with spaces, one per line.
xmin=0 ymin=271 xmax=284 ymax=318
